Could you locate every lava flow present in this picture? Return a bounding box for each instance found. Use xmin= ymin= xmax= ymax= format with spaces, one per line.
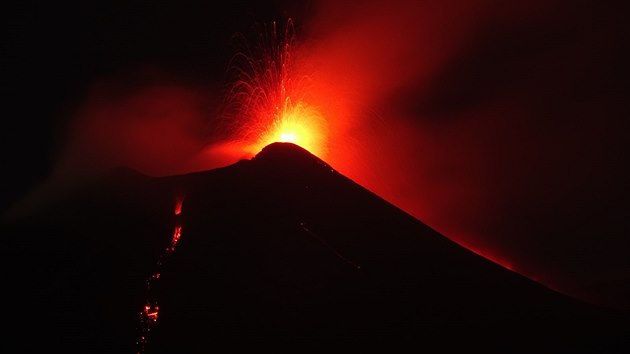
xmin=136 ymin=195 xmax=185 ymax=354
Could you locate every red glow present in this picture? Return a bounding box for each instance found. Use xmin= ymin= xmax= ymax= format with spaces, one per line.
xmin=63 ymin=2 xmax=625 ymax=306
xmin=174 ymin=197 xmax=183 ymax=215
xmin=66 ymin=15 xmax=539 ymax=291
xmin=63 ymin=82 xmax=212 ymax=177
xmin=171 ymin=226 xmax=182 ymax=249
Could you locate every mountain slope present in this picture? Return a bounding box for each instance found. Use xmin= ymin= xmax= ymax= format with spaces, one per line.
xmin=2 ymin=143 xmax=628 ymax=353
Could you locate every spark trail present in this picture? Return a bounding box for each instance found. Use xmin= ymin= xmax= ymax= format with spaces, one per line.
xmin=223 ymin=20 xmax=328 ymax=159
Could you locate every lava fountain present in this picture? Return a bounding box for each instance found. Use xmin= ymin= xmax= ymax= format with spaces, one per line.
xmin=223 ymin=20 xmax=328 ymax=159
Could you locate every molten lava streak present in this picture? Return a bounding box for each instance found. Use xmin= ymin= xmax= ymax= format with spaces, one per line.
xmin=136 ymin=196 xmax=185 ymax=353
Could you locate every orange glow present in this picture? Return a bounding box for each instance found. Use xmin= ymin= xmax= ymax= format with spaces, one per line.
xmin=246 ymin=102 xmax=328 ymax=158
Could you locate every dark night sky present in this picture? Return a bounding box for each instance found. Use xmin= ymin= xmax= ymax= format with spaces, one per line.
xmin=2 ymin=0 xmax=629 ymax=308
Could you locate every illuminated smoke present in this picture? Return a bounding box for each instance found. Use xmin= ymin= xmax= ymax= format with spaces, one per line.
xmin=293 ymin=0 xmax=629 ymax=301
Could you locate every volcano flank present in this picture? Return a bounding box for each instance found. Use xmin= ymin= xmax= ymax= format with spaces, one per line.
xmin=2 ymin=143 xmax=628 ymax=353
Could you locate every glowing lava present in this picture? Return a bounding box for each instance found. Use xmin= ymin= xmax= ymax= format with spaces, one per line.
xmin=224 ymin=20 xmax=329 ymax=159
xmin=136 ymin=196 xmax=185 ymax=354
xmin=248 ymin=101 xmax=327 ymax=157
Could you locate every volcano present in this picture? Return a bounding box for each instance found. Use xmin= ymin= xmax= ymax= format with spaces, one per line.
xmin=2 ymin=143 xmax=628 ymax=353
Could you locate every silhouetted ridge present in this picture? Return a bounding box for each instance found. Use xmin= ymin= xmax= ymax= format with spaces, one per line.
xmin=2 ymin=141 xmax=628 ymax=353
xmin=251 ymin=142 xmax=336 ymax=176
xmin=255 ymin=142 xmax=317 ymax=162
